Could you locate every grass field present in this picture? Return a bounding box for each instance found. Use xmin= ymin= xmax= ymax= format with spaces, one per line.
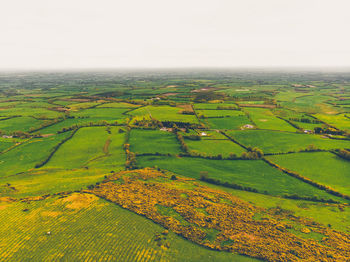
xmin=206 ymin=115 xmax=253 ymax=130
xmin=45 ymin=126 xmax=125 ymax=170
xmin=70 ymin=107 xmax=129 ymax=121
xmin=0 ymin=116 xmax=45 ymax=133
xmin=226 ymin=130 xmax=350 ymax=153
xmin=0 ymin=132 xmax=72 ymax=177
xmin=129 ymin=105 xmax=199 ymax=123
xmin=314 ymin=113 xmax=350 ymax=132
xmin=193 ymin=103 xmax=238 ymax=110
xmin=130 ymin=129 xmax=182 ymax=155
xmin=244 ymin=108 xmax=297 ymax=132
xmin=137 ymin=155 xmax=339 ymax=200
xmin=267 ymin=152 xmax=350 ymax=196
xmin=196 ymin=109 xmax=243 ymax=118
xmin=184 ymin=138 xmax=245 ymax=156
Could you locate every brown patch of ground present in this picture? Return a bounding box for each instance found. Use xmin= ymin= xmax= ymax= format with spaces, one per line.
xmin=239 ymin=104 xmax=276 ymax=108
xmin=191 ymin=87 xmax=217 ymax=93
xmin=159 ymin=92 xmax=179 ymax=97
xmin=63 ymin=193 xmax=97 ymax=210
xmin=49 ymin=107 xmax=67 ymax=112
xmin=41 ymin=134 xmax=54 ymax=138
xmin=177 ymin=104 xmax=193 ymax=112
xmin=103 ymin=139 xmax=111 ymax=154
xmin=61 ymin=98 xmax=91 ymax=102
xmin=0 ymin=197 xmax=15 ymax=202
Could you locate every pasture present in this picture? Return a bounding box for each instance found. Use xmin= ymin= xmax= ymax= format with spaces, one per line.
xmin=137 ymin=155 xmax=340 ymax=200
xmin=267 ymin=152 xmax=350 ymax=196
xmin=226 ymin=130 xmax=350 ymax=153
xmin=130 ymin=129 xmax=182 ymax=155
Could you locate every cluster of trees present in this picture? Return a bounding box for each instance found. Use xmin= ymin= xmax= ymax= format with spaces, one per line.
xmin=57 ymin=121 xmax=118 ymax=133
xmin=183 ymin=134 xmax=201 ymax=141
xmin=283 ymin=194 xmax=339 ymax=204
xmin=178 ymin=152 xmax=238 ymax=160
xmin=132 ymin=118 xmax=163 ymax=129
xmin=289 ymin=117 xmax=321 ymax=124
xmin=12 ymin=131 xmax=41 ymax=138
xmin=334 ymin=149 xmax=350 ymax=161
xmin=162 ymin=121 xmax=197 ymax=129
xmin=124 ymin=143 xmax=137 ymax=169
xmin=303 ymin=144 xmax=320 ymax=152
xmin=181 ymin=110 xmax=195 ymax=115
xmin=174 ymin=129 xmax=189 ymax=153
xmin=241 ymin=147 xmax=264 ymax=160
xmin=200 ymin=174 xmax=258 ymax=193
xmin=314 ymin=127 xmax=343 ymax=135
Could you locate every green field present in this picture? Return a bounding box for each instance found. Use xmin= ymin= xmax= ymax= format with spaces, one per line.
xmin=137 ymin=155 xmax=340 ymax=200
xmin=206 ymin=115 xmax=253 ymax=130
xmin=267 ymin=152 xmax=350 ymax=196
xmin=0 ymin=132 xmax=71 ymax=177
xmin=184 ymin=137 xmax=245 ymax=156
xmin=0 ymin=116 xmax=45 ymax=133
xmin=130 ymin=129 xmax=182 ymax=155
xmin=244 ymin=108 xmax=297 ymax=132
xmin=226 ymin=130 xmax=350 ymax=153
xmin=129 ymin=105 xmax=199 ymax=123
xmin=45 ymin=126 xmax=125 ymax=170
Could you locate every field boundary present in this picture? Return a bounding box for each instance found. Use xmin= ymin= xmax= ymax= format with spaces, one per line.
xmin=34 ymin=129 xmax=80 ymax=168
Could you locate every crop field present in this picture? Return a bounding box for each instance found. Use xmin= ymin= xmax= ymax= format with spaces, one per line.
xmin=0 ymin=193 xmax=254 ymax=262
xmin=0 ymin=71 xmax=350 ymax=261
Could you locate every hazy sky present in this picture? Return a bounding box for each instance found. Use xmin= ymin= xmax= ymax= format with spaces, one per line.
xmin=1 ymin=0 xmax=350 ymax=69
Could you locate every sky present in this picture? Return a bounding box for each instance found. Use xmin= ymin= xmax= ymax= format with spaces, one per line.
xmin=0 ymin=0 xmax=350 ymax=69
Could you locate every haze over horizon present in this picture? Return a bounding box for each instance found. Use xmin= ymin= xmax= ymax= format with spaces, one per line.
xmin=1 ymin=0 xmax=350 ymax=70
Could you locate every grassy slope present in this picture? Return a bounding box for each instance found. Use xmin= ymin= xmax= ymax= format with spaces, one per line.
xmin=0 ymin=132 xmax=71 ymax=177
xmin=244 ymin=108 xmax=297 ymax=132
xmin=130 ymin=129 xmax=182 ymax=155
xmin=227 ymin=130 xmax=350 ymax=153
xmin=137 ymin=155 xmax=339 ymax=200
xmin=46 ymin=126 xmax=125 ymax=170
xmin=185 ymin=138 xmax=245 ymax=156
xmin=267 ymin=152 xmax=350 ymax=195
